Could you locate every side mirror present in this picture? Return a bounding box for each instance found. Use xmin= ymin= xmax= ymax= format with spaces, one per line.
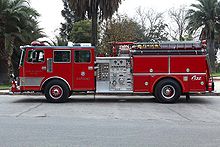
xmin=10 ymin=73 xmax=15 ymax=78
xmin=10 ymin=73 xmax=16 ymax=80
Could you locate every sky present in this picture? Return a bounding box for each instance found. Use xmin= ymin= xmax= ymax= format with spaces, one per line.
xmin=30 ymin=0 xmax=197 ymax=39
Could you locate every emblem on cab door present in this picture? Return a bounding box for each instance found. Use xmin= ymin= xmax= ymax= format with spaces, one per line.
xmin=81 ymin=71 xmax=85 ymax=76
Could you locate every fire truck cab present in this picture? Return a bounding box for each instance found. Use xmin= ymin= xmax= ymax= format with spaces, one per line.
xmin=11 ymin=41 xmax=214 ymax=103
xmin=14 ymin=43 xmax=95 ymax=102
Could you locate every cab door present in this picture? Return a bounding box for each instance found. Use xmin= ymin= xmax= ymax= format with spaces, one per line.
xmin=22 ymin=48 xmax=46 ymax=90
xmin=72 ymin=48 xmax=95 ymax=91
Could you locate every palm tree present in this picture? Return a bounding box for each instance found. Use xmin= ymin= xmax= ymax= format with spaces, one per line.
xmin=67 ymin=0 xmax=122 ymax=46
xmin=187 ymin=0 xmax=219 ymax=70
xmin=0 ymin=0 xmax=43 ymax=83
xmin=12 ymin=19 xmax=45 ymax=76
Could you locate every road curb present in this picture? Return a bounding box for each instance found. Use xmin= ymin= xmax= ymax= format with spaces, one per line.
xmin=0 ymin=91 xmax=43 ymax=96
xmin=0 ymin=91 xmax=220 ymax=96
xmin=213 ymin=77 xmax=220 ymax=81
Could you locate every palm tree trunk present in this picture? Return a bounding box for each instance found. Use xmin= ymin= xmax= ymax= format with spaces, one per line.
xmin=0 ymin=57 xmax=9 ymax=84
xmin=0 ymin=38 xmax=9 ymax=84
xmin=5 ymin=36 xmax=14 ymax=82
xmin=91 ymin=3 xmax=98 ymax=46
xmin=209 ymin=29 xmax=216 ymax=72
xmin=207 ymin=29 xmax=216 ymax=72
xmin=207 ymin=39 xmax=215 ymax=72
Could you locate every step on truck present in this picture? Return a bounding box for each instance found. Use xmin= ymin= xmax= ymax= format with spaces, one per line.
xmin=11 ymin=40 xmax=214 ymax=103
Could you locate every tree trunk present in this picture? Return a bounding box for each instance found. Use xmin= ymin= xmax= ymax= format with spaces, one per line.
xmin=4 ymin=36 xmax=14 ymax=83
xmin=207 ymin=39 xmax=216 ymax=72
xmin=0 ymin=58 xmax=9 ymax=84
xmin=207 ymin=29 xmax=216 ymax=72
xmin=91 ymin=5 xmax=98 ymax=47
xmin=0 ymin=39 xmax=9 ymax=84
xmin=12 ymin=47 xmax=21 ymax=77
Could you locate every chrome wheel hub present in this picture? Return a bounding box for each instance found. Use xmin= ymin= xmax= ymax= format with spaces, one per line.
xmin=49 ymin=85 xmax=63 ymax=99
xmin=161 ymin=85 xmax=175 ymax=99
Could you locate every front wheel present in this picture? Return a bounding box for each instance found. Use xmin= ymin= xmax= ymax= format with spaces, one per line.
xmin=154 ymin=79 xmax=181 ymax=103
xmin=45 ymin=80 xmax=69 ymax=103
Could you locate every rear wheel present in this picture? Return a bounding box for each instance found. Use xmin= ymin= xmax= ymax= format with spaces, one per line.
xmin=154 ymin=79 xmax=181 ymax=103
xmin=69 ymin=91 xmax=73 ymax=97
xmin=45 ymin=80 xmax=69 ymax=103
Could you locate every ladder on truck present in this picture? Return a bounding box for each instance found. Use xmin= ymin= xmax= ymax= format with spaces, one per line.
xmin=131 ymin=40 xmax=207 ymax=55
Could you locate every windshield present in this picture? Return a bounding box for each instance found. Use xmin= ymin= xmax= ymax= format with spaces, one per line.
xmin=19 ymin=49 xmax=26 ymax=66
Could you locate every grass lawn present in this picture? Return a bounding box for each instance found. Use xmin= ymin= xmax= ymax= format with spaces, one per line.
xmin=212 ymin=72 xmax=220 ymax=77
xmin=0 ymin=84 xmax=10 ymax=90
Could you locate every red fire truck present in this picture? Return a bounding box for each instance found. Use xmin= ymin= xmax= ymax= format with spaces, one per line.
xmin=11 ymin=40 xmax=214 ymax=103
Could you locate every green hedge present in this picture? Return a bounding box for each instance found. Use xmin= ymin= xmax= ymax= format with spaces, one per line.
xmin=0 ymin=84 xmax=10 ymax=90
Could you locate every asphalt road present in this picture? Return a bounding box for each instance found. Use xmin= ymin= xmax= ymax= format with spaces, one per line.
xmin=0 ymin=95 xmax=220 ymax=147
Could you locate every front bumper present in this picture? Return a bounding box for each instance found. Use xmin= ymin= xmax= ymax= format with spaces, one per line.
xmin=11 ymin=80 xmax=20 ymax=93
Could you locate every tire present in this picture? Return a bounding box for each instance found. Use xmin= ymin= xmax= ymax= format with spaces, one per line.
xmin=154 ymin=79 xmax=181 ymax=103
xmin=44 ymin=80 xmax=69 ymax=103
xmin=69 ymin=91 xmax=73 ymax=97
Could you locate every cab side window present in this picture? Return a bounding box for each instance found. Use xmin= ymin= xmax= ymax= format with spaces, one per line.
xmin=74 ymin=50 xmax=91 ymax=63
xmin=27 ymin=50 xmax=44 ymax=63
xmin=54 ymin=51 xmax=71 ymax=63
